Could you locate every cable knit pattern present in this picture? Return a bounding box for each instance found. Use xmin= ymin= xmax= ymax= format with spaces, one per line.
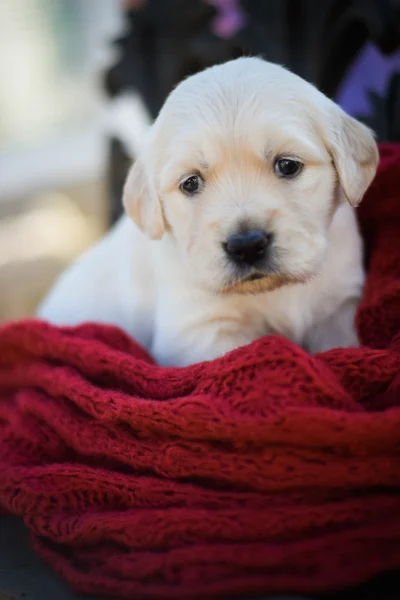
xmin=0 ymin=144 xmax=399 ymax=600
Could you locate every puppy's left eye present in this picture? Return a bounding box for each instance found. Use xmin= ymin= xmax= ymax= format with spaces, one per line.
xmin=275 ymin=158 xmax=303 ymax=178
xmin=180 ymin=174 xmax=203 ymax=195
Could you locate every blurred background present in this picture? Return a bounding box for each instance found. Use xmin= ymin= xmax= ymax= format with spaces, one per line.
xmin=0 ymin=0 xmax=399 ymax=322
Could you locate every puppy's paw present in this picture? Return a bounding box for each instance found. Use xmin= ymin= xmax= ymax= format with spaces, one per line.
xmin=153 ymin=324 xmax=267 ymax=367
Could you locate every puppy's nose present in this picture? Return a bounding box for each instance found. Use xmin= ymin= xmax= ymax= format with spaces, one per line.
xmin=223 ymin=230 xmax=271 ymax=266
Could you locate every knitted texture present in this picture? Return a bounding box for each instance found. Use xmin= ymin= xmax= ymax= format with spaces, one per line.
xmin=0 ymin=144 xmax=399 ymax=600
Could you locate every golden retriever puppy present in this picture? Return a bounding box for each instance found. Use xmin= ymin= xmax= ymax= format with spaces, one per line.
xmin=38 ymin=58 xmax=378 ymax=366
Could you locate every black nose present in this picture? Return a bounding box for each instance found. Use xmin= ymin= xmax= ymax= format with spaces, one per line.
xmin=223 ymin=230 xmax=271 ymax=266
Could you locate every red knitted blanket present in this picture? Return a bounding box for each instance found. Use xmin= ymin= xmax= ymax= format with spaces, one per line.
xmin=1 ymin=144 xmax=400 ymax=600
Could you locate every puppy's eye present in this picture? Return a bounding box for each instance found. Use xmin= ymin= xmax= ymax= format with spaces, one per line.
xmin=275 ymin=158 xmax=303 ymax=178
xmin=180 ymin=174 xmax=203 ymax=195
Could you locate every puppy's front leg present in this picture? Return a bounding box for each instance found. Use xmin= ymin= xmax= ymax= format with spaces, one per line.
xmin=154 ymin=327 xmax=260 ymax=367
xmin=304 ymin=297 xmax=361 ymax=354
xmin=152 ymin=312 xmax=269 ymax=367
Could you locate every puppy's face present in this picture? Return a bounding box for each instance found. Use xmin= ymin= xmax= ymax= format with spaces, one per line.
xmin=124 ymin=58 xmax=378 ymax=294
xmin=154 ymin=119 xmax=336 ymax=294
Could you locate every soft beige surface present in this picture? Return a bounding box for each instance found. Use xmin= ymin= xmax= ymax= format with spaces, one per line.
xmin=0 ymin=180 xmax=108 ymax=322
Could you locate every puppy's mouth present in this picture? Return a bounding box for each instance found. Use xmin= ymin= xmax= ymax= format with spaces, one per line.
xmin=245 ymin=273 xmax=266 ymax=282
xmin=220 ymin=271 xmax=303 ymax=295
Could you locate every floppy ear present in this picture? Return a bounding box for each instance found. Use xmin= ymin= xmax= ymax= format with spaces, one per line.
xmin=325 ymin=106 xmax=379 ymax=207
xmin=122 ymin=155 xmax=165 ymax=240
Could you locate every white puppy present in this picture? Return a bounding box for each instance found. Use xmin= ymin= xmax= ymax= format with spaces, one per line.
xmin=38 ymin=58 xmax=378 ymax=366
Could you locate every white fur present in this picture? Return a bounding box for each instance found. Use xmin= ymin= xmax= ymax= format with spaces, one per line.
xmin=38 ymin=58 xmax=378 ymax=366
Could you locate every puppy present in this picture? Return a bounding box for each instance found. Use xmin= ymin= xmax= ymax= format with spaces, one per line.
xmin=38 ymin=58 xmax=378 ymax=366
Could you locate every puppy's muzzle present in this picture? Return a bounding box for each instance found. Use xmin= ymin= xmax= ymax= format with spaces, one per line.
xmin=223 ymin=229 xmax=272 ymax=267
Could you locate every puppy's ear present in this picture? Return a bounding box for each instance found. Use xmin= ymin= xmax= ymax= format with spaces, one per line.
xmin=325 ymin=106 xmax=379 ymax=206
xmin=122 ymin=155 xmax=165 ymax=239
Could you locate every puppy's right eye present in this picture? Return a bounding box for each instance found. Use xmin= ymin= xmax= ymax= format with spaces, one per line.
xmin=180 ymin=174 xmax=202 ymax=195
xmin=275 ymin=158 xmax=303 ymax=178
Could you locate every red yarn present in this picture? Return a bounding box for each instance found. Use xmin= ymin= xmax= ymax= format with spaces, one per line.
xmin=0 ymin=144 xmax=400 ymax=600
